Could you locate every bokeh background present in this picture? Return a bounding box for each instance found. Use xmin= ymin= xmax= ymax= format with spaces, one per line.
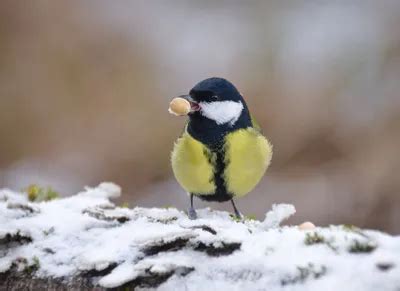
xmin=1 ymin=1 xmax=399 ymax=232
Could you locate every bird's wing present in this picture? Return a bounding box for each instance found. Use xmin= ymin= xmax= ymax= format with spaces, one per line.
xmin=250 ymin=114 xmax=262 ymax=133
xmin=179 ymin=122 xmax=189 ymax=137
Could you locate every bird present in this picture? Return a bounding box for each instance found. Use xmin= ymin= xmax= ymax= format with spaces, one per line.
xmin=169 ymin=77 xmax=272 ymax=219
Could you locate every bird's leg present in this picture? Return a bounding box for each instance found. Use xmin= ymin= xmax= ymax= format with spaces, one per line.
xmin=231 ymin=199 xmax=242 ymax=219
xmin=188 ymin=193 xmax=197 ymax=220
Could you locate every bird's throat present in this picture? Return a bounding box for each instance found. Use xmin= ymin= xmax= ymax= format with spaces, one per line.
xmin=187 ymin=108 xmax=252 ymax=147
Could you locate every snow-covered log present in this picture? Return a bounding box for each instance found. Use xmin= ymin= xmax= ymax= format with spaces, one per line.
xmin=0 ymin=183 xmax=399 ymax=290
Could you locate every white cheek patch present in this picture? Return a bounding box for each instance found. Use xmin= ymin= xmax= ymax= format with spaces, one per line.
xmin=200 ymin=101 xmax=244 ymax=126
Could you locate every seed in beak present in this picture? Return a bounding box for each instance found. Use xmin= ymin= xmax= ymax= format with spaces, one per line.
xmin=168 ymin=97 xmax=191 ymax=116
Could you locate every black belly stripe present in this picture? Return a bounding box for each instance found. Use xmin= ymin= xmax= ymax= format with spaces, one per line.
xmin=186 ymin=106 xmax=253 ymax=203
xmin=197 ymin=143 xmax=233 ymax=202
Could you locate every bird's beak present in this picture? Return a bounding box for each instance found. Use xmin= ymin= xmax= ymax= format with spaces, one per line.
xmin=179 ymin=95 xmax=201 ymax=113
xmin=168 ymin=95 xmax=200 ymax=116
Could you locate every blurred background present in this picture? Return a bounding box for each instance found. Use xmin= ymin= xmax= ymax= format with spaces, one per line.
xmin=1 ymin=1 xmax=399 ymax=232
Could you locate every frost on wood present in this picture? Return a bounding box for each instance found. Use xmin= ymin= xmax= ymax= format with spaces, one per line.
xmin=1 ymin=184 xmax=400 ymax=290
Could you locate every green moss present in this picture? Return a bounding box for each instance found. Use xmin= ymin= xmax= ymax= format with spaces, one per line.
xmin=27 ymin=185 xmax=60 ymax=202
xmin=304 ymin=232 xmax=325 ymax=245
xmin=229 ymin=214 xmax=242 ymax=222
xmin=348 ymin=240 xmax=376 ymax=253
xmin=27 ymin=185 xmax=40 ymax=201
xmin=154 ymin=217 xmax=178 ymax=224
xmin=32 ymin=256 xmax=40 ymax=268
xmin=24 ymin=256 xmax=40 ymax=274
xmin=281 ymin=263 xmax=327 ymax=285
xmin=229 ymin=214 xmax=257 ymax=222
xmin=45 ymin=188 xmax=59 ymax=201
xmin=162 ymin=205 xmax=176 ymax=209
xmin=121 ymin=202 xmax=130 ymax=208
xmin=342 ymin=224 xmax=359 ymax=232
xmin=342 ymin=224 xmax=369 ymax=239
xmin=244 ymin=214 xmax=257 ymax=221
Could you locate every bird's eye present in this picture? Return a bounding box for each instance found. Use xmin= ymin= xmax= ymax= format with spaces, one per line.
xmin=212 ymin=95 xmax=219 ymax=100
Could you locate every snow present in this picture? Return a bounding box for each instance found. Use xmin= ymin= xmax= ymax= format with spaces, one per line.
xmin=1 ymin=183 xmax=400 ymax=290
xmin=262 ymin=203 xmax=296 ymax=229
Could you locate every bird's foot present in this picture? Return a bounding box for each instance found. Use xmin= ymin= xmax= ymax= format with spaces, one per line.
xmin=188 ymin=207 xmax=197 ymax=220
xmin=234 ymin=211 xmax=243 ymax=221
xmin=231 ymin=199 xmax=243 ymax=221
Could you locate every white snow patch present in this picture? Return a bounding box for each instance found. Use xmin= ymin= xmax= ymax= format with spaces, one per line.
xmin=0 ymin=260 xmax=12 ymax=273
xmin=82 ymin=182 xmax=121 ymax=199
xmin=1 ymin=184 xmax=400 ymax=290
xmin=99 ymin=262 xmax=140 ymax=288
xmin=200 ymin=101 xmax=244 ymax=125
xmin=262 ymin=203 xmax=296 ymax=229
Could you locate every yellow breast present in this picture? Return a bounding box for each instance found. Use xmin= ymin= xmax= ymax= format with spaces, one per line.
xmin=171 ymin=132 xmax=216 ymax=195
xmin=223 ymin=128 xmax=272 ymax=197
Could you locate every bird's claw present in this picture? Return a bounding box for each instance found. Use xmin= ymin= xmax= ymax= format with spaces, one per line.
xmin=188 ymin=207 xmax=197 ymax=220
xmin=234 ymin=212 xmax=243 ymax=220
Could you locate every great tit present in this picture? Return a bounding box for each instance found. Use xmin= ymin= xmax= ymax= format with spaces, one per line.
xmin=169 ymin=77 xmax=272 ymax=219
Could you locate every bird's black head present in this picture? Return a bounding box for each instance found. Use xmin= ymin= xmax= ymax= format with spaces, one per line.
xmin=183 ymin=77 xmax=252 ymax=147
xmin=190 ymin=77 xmax=244 ymax=103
